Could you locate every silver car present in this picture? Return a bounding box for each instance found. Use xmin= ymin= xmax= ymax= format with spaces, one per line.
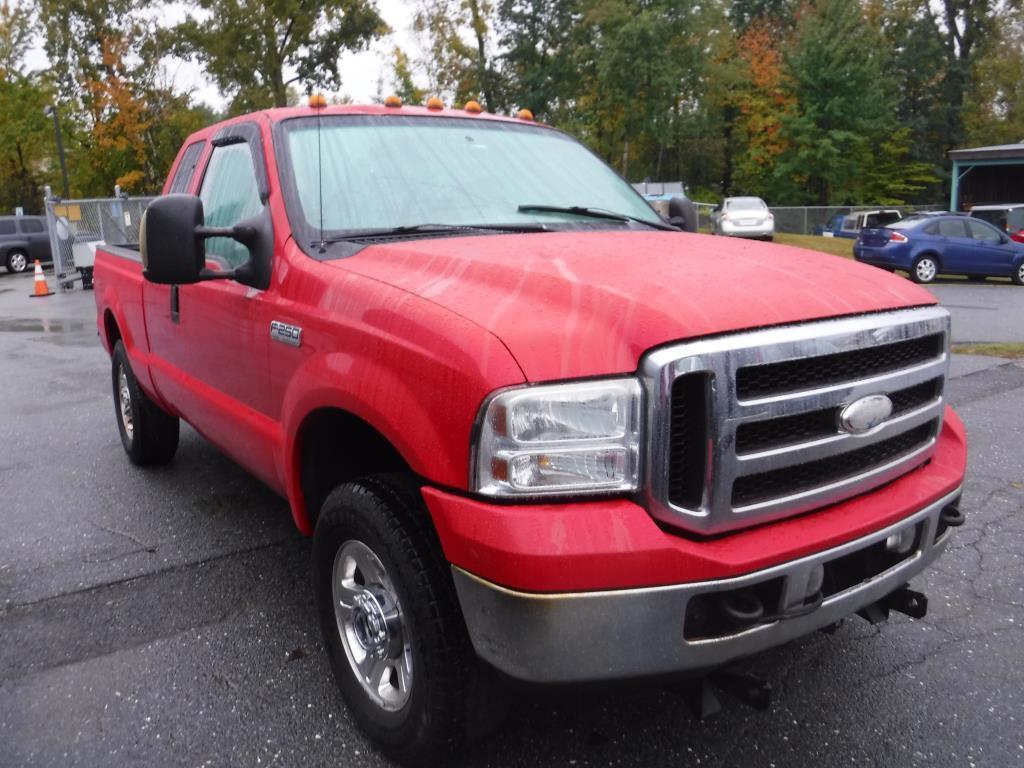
xmin=711 ymin=196 xmax=774 ymax=240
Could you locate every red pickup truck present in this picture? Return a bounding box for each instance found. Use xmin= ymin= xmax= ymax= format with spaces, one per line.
xmin=94 ymin=102 xmax=967 ymax=764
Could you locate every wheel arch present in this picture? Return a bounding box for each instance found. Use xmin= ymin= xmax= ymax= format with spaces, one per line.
xmin=291 ymin=406 xmax=415 ymax=534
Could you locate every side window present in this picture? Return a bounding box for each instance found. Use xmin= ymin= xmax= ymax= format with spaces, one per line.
xmin=938 ymin=219 xmax=966 ymax=238
xmin=923 ymin=222 xmax=939 ymax=236
xmin=1009 ymin=209 xmax=1024 ymax=231
xmin=967 ymin=220 xmax=1001 ymax=244
xmin=19 ymin=218 xmax=43 ymax=233
xmin=199 ymin=142 xmax=263 ymax=268
xmin=842 ymin=216 xmax=858 ymax=232
xmin=168 ymin=140 xmax=207 ymax=194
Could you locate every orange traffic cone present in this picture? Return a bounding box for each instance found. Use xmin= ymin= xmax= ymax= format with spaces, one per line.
xmin=29 ymin=260 xmax=54 ymax=298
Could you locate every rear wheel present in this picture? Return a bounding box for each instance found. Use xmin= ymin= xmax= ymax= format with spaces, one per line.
xmin=1013 ymin=262 xmax=1024 ymax=286
xmin=910 ymin=255 xmax=938 ymax=284
xmin=5 ymin=249 xmax=28 ymax=273
xmin=111 ymin=341 xmax=179 ymax=465
xmin=313 ymin=474 xmax=501 ymax=766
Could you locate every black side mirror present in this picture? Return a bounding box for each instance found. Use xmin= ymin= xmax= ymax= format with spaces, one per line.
xmin=141 ymin=195 xmax=205 ymax=284
xmin=668 ymin=195 xmax=698 ymax=232
xmin=141 ymin=194 xmax=272 ymax=289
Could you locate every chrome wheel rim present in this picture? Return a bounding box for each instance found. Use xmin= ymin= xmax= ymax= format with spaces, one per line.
xmin=1018 ymin=264 xmax=1024 ymax=283
xmin=10 ymin=252 xmax=26 ymax=272
xmin=916 ymin=258 xmax=936 ymax=282
xmin=333 ymin=540 xmax=412 ymax=711
xmin=118 ymin=367 xmax=134 ymax=442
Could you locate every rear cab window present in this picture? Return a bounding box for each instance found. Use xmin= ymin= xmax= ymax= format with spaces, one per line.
xmin=168 ymin=140 xmax=207 ymax=194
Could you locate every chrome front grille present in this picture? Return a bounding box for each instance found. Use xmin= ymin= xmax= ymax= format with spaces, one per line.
xmin=642 ymin=306 xmax=950 ymax=535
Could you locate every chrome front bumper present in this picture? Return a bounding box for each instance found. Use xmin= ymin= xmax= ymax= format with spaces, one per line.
xmin=453 ymin=488 xmax=960 ymax=684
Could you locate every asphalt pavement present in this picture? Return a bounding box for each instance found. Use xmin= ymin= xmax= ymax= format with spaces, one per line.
xmin=1 ymin=269 xmax=1022 ymax=767
xmin=925 ymin=279 xmax=1024 ymax=343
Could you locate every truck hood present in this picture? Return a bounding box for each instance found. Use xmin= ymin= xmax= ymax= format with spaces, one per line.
xmin=338 ymin=230 xmax=936 ymax=381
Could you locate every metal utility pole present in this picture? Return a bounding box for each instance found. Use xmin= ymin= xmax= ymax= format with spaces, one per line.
xmin=43 ymin=105 xmax=70 ymax=199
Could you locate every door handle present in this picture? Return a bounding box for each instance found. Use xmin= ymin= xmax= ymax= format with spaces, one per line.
xmin=171 ymin=285 xmax=180 ymax=324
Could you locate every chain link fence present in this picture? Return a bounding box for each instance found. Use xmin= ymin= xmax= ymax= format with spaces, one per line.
xmin=43 ymin=192 xmax=155 ymax=290
xmin=765 ymin=205 xmax=946 ymax=236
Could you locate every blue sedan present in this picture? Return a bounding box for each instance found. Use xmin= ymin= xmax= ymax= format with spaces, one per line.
xmin=853 ymin=214 xmax=1024 ymax=285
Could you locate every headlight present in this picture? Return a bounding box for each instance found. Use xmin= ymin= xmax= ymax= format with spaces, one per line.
xmin=472 ymin=378 xmax=643 ymax=497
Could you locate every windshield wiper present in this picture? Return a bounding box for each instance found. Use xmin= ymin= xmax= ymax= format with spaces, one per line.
xmin=517 ymin=204 xmax=678 ymax=231
xmin=316 ymin=222 xmax=551 ymax=247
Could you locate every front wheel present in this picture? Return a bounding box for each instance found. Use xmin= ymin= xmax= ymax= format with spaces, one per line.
xmin=5 ymin=249 xmax=28 ymax=273
xmin=313 ymin=475 xmax=500 ymax=766
xmin=1013 ymin=262 xmax=1024 ymax=286
xmin=111 ymin=341 xmax=179 ymax=465
xmin=911 ymin=255 xmax=938 ymax=284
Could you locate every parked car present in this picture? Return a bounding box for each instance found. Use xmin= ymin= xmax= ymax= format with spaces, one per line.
xmin=95 ymin=102 xmax=966 ymax=764
xmin=854 ymin=213 xmax=1024 ymax=284
xmin=969 ymin=204 xmax=1024 ymax=243
xmin=832 ymin=209 xmax=903 ymax=239
xmin=710 ymin=196 xmax=774 ymax=240
xmin=0 ymin=215 xmax=51 ymax=273
xmin=814 ymin=213 xmax=846 ymax=237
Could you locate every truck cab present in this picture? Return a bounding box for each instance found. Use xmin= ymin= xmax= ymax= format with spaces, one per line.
xmin=93 ymin=101 xmax=966 ymax=766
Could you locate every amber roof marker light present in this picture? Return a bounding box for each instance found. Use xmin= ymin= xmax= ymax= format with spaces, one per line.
xmin=309 ymin=93 xmax=327 ymax=108
xmin=426 ymin=96 xmax=444 ymax=110
xmin=464 ymin=100 xmax=482 ymax=114
xmin=516 ymin=108 xmax=534 ymax=121
xmin=384 ymin=94 xmax=403 ymax=108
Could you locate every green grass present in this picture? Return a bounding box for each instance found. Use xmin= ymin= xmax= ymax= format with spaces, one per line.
xmin=771 ymin=233 xmax=855 ymax=259
xmin=951 ymin=343 xmax=1024 ymax=360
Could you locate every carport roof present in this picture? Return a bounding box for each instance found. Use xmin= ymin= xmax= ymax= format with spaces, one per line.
xmin=949 ymin=143 xmax=1024 ymax=162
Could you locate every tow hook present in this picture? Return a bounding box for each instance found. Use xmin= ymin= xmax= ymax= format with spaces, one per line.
xmin=940 ymin=503 xmax=966 ymax=527
xmin=857 ymin=583 xmax=929 ymax=624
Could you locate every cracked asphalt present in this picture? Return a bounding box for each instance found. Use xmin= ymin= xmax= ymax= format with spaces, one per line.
xmin=1 ymin=269 xmax=1022 ymax=767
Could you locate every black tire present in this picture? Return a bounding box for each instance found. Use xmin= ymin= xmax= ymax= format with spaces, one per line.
xmin=1013 ymin=262 xmax=1024 ymax=286
xmin=5 ymin=249 xmax=28 ymax=273
xmin=313 ymin=474 xmax=500 ymax=766
xmin=910 ymin=254 xmax=939 ymax=284
xmin=111 ymin=340 xmax=179 ymax=465
xmin=763 ymin=235 xmax=774 ymax=242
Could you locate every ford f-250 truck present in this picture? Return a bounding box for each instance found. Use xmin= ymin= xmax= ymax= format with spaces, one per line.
xmin=94 ymin=100 xmax=967 ymax=765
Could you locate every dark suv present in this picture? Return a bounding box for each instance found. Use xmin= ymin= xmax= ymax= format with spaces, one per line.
xmin=0 ymin=216 xmax=51 ymax=273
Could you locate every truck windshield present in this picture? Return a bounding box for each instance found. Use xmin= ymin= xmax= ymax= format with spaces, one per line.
xmin=279 ymin=115 xmax=662 ymax=243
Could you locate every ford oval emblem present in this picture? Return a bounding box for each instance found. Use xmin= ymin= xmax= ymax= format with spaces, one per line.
xmin=839 ymin=394 xmax=893 ymax=434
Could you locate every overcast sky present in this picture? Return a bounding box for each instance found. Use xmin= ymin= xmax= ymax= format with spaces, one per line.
xmin=26 ymin=0 xmax=419 ymax=110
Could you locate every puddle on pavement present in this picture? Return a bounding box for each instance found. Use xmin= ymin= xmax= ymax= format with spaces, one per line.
xmin=0 ymin=318 xmax=88 ymax=333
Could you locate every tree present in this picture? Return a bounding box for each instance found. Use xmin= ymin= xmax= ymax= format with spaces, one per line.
xmin=0 ymin=2 xmax=54 ymax=212
xmin=412 ymin=0 xmax=497 ymax=108
xmin=174 ymin=0 xmax=386 ymax=113
xmin=963 ymin=11 xmax=1024 ymax=146
xmin=390 ymin=46 xmax=425 ymax=104
xmin=773 ymin=0 xmax=893 ymax=203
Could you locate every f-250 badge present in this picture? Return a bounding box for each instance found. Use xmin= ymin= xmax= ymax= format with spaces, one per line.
xmin=270 ymin=320 xmax=302 ymax=347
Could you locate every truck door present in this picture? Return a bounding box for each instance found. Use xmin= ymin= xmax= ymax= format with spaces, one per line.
xmin=143 ymin=125 xmax=280 ymax=488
